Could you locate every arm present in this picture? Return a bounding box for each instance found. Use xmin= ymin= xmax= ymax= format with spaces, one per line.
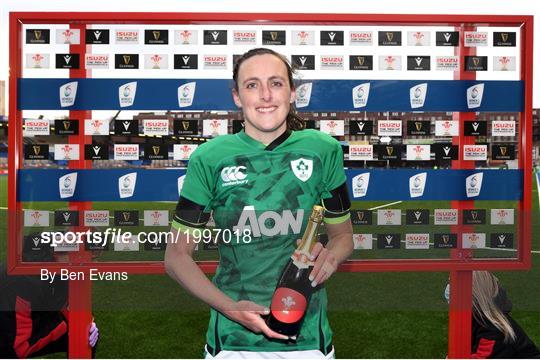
xmin=325 ymin=218 xmax=354 ymax=264
xmin=164 ymin=226 xmax=288 ymax=340
xmin=309 ymin=218 xmax=354 ymax=287
xmin=308 ymin=173 xmax=354 ymax=286
xmin=164 ymin=226 xmax=235 ymax=314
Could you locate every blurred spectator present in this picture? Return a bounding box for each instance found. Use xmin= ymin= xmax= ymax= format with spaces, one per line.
xmin=445 ymin=271 xmax=540 ymax=358
xmin=0 ymin=233 xmax=98 ymax=358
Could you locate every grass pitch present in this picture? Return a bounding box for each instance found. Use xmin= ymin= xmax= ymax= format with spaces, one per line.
xmin=0 ymin=175 xmax=538 ymax=358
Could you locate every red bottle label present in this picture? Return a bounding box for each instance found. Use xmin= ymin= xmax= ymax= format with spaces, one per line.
xmin=270 ymin=287 xmax=307 ymax=324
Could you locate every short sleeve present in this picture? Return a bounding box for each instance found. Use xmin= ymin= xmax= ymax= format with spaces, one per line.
xmin=322 ymin=140 xmax=346 ymax=198
xmin=180 ymin=151 xmax=214 ymax=209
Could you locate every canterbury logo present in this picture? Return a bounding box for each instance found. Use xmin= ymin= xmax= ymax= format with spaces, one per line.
xmin=221 ymin=166 xmax=247 ymax=182
xmin=444 ymin=33 xmax=452 ymax=42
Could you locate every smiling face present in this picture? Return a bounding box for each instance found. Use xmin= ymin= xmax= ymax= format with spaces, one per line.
xmin=232 ymin=53 xmax=296 ymax=144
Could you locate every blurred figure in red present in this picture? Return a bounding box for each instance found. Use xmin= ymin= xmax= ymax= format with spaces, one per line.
xmin=0 ymin=232 xmax=98 ymax=358
xmin=445 ymin=271 xmax=539 ymax=358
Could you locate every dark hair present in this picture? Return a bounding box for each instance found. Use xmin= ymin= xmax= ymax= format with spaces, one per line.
xmin=233 ymin=48 xmax=305 ymax=131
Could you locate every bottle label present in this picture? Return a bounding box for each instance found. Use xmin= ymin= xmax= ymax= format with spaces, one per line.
xmin=270 ymin=287 xmax=307 ymax=324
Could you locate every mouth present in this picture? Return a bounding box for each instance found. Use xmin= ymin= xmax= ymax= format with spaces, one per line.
xmin=256 ymin=106 xmax=277 ymax=113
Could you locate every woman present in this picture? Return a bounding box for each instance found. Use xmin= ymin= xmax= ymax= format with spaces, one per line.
xmin=165 ymin=48 xmax=353 ymax=359
xmin=446 ymin=271 xmax=540 ymax=358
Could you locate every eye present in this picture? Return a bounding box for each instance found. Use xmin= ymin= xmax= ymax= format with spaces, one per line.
xmin=271 ymin=81 xmax=284 ymax=87
xmin=245 ymin=82 xmax=257 ymax=89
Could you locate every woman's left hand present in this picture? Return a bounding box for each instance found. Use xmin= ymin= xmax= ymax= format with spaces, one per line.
xmin=308 ymin=243 xmax=338 ymax=287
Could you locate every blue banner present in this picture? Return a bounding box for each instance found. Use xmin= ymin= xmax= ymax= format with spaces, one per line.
xmin=18 ymin=78 xmax=523 ymax=112
xmin=18 ymin=169 xmax=522 ymax=202
xmin=345 ymin=169 xmax=522 ymax=201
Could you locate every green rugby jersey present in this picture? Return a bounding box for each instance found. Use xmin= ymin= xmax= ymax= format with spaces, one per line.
xmin=173 ymin=129 xmax=347 ymax=353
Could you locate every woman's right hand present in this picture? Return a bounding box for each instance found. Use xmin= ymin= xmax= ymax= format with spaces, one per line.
xmin=223 ymin=300 xmax=289 ymax=340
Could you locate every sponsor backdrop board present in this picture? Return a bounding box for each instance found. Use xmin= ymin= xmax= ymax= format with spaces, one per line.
xmin=14 ymin=17 xmax=529 ymax=265
xmin=12 ymin=16 xmax=532 ymax=360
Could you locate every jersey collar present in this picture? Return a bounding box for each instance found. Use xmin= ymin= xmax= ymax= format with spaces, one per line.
xmin=236 ymin=129 xmax=292 ymax=151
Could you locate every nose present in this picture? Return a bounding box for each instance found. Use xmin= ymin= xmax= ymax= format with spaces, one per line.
xmin=260 ymin=84 xmax=272 ymax=102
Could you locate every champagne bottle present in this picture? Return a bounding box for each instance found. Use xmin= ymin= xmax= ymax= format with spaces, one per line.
xmin=266 ymin=205 xmax=324 ymax=337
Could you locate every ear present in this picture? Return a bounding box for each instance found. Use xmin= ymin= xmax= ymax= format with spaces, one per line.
xmin=232 ymin=88 xmax=242 ymax=108
xmin=290 ymin=87 xmax=296 ymax=104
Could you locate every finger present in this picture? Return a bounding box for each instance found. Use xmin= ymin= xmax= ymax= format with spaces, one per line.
xmin=309 ymin=249 xmax=328 ymax=284
xmin=313 ymin=265 xmax=328 ymax=286
xmin=255 ymin=318 xmax=289 ymax=340
xmin=245 ymin=301 xmax=270 ymax=316
xmin=254 ymin=307 xmax=270 ymax=316
xmin=296 ymin=238 xmax=301 ymax=246
xmin=316 ymin=267 xmax=332 ymax=285
xmin=310 ymin=242 xmax=324 ymax=261
xmin=313 ymin=257 xmax=337 ymax=287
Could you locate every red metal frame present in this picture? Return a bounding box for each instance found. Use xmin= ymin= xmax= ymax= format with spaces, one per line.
xmin=8 ymin=12 xmax=534 ymax=274
xmin=66 ymin=23 xmax=94 ymax=358
xmin=8 ymin=12 xmax=533 ymax=359
xmin=446 ymin=23 xmax=477 ymax=357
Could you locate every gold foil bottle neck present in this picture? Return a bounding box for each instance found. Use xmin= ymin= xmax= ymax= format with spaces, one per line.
xmin=309 ymin=205 xmax=324 ymax=224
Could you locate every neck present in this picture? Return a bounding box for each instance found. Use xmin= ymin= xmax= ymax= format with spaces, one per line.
xmin=244 ymin=125 xmax=287 ymax=145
